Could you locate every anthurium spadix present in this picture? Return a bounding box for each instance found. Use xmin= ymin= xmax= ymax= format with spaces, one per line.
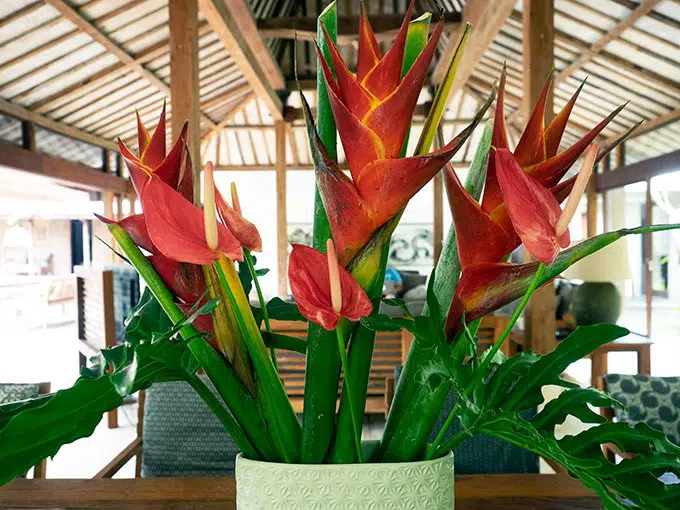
xmin=289 ymin=242 xmax=372 ymax=331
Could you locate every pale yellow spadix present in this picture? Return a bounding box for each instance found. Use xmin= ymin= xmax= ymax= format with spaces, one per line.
xmin=326 ymin=238 xmax=342 ymax=314
xmin=203 ymin=161 xmax=219 ymax=251
xmin=556 ymin=144 xmax=598 ymax=237
xmin=230 ymin=182 xmax=242 ymax=215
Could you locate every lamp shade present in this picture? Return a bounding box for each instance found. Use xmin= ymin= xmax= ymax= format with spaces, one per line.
xmin=563 ymin=239 xmax=632 ymax=282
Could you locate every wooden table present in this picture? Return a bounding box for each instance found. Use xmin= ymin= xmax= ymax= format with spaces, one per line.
xmin=0 ymin=475 xmax=602 ymax=509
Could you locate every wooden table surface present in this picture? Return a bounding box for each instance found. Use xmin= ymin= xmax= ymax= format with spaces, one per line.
xmin=0 ymin=474 xmax=602 ymax=509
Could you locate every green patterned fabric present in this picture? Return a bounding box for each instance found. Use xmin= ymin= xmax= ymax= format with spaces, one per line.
xmin=142 ymin=380 xmax=240 ymax=477
xmin=605 ymin=374 xmax=680 ymax=444
xmin=0 ymin=383 xmax=39 ymax=405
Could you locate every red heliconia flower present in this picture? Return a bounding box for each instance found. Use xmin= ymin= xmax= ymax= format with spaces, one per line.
xmin=446 ymin=67 xmax=625 ymax=270
xmin=288 ymin=240 xmax=372 ymax=331
xmin=214 ymin=179 xmax=262 ymax=252
xmin=119 ymin=102 xmax=194 ymax=201
xmin=141 ymin=171 xmax=243 ymax=265
xmin=310 ymin=0 xmax=488 ymax=266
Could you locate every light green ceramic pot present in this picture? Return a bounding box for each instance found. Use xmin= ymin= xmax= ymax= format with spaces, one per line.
xmin=235 ymin=451 xmax=454 ymax=510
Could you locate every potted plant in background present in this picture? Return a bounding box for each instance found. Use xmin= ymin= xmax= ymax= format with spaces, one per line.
xmin=1 ymin=2 xmax=679 ymax=509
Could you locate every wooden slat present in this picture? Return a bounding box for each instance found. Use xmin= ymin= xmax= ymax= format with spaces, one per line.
xmin=0 ymin=140 xmax=132 ymax=193
xmin=596 ymin=149 xmax=680 ymax=192
xmin=43 ymin=0 xmax=216 ymax=129
xmin=432 ymin=0 xmax=516 ymax=93
xmin=198 ymin=0 xmax=284 ymax=120
xmin=0 ymin=97 xmax=118 ymax=151
xmin=275 ymin=120 xmax=287 ymax=296
xmin=257 ymin=13 xmax=460 ymax=43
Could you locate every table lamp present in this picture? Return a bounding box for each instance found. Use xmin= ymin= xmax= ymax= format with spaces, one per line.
xmin=562 ymin=239 xmax=632 ymax=325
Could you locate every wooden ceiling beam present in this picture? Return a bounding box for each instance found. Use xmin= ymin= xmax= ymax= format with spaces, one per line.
xmin=608 ymin=107 xmax=680 ymax=143
xmin=257 ymin=13 xmax=460 ymax=43
xmin=0 ymin=141 xmax=132 ymax=194
xmin=201 ymin=92 xmax=257 ymax=143
xmin=31 ymin=23 xmax=213 ymax=115
xmin=0 ymin=97 xmax=118 ymax=151
xmin=199 ymin=0 xmax=284 ymax=121
xmin=431 ymin=0 xmax=516 ymax=91
xmin=596 ymin=148 xmax=680 ymax=192
xmin=506 ymin=0 xmax=666 ymax=126
xmin=43 ymin=0 xmax=217 ymax=129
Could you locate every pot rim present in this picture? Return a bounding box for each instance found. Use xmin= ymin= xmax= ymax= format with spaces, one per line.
xmin=236 ymin=450 xmax=453 ymax=469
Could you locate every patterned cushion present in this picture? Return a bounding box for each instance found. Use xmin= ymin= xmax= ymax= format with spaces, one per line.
xmin=0 ymin=383 xmax=39 ymax=405
xmin=395 ymin=366 xmax=539 ymax=474
xmin=604 ymin=374 xmax=680 ymax=444
xmin=142 ymin=380 xmax=240 ymax=477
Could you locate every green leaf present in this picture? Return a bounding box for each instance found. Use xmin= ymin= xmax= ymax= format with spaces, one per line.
xmin=360 ymin=314 xmax=414 ymax=333
xmin=531 ymin=387 xmax=622 ymax=431
xmin=267 ymin=297 xmax=306 ymax=321
xmin=502 ymin=325 xmax=628 ymax=411
xmin=381 ymin=297 xmax=414 ymax=318
xmin=261 ymin=332 xmax=307 ymax=354
xmin=0 ymin=358 xmax=180 ymax=486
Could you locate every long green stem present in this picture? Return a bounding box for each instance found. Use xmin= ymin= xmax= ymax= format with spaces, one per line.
xmin=336 ymin=328 xmax=363 ymax=463
xmin=109 ymin=224 xmax=277 ymax=460
xmin=214 ymin=258 xmax=301 ymax=463
xmin=186 ymin=374 xmax=257 ymax=459
xmin=427 ymin=262 xmax=547 ymax=459
xmin=244 ymin=249 xmax=277 ymax=369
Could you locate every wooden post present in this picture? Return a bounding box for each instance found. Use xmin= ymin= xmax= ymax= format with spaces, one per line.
xmin=21 ymin=121 xmax=35 ymax=151
xmin=275 ymin=120 xmax=288 ymax=297
xmin=644 ymin=180 xmax=653 ymax=337
xmin=433 ymin=172 xmax=444 ymax=264
xmin=522 ymin=0 xmax=556 ymax=355
xmin=586 ymin=171 xmax=598 ymax=238
xmin=169 ymin=0 xmax=201 ymax=203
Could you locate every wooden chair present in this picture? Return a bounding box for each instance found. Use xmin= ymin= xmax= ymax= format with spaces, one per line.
xmin=271 ymin=320 xmax=401 ymax=415
xmin=95 ymin=390 xmax=144 ymax=478
xmin=75 ymin=267 xmax=119 ymax=428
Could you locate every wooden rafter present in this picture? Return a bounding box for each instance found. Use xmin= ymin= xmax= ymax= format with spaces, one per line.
xmin=257 ymin=13 xmax=460 ymax=43
xmin=506 ymin=0 xmax=667 ymax=126
xmin=42 ymin=0 xmax=217 ymax=130
xmin=431 ymin=0 xmax=516 ymax=90
xmin=198 ymin=0 xmax=284 ymax=121
xmin=0 ymin=140 xmax=132 ymax=194
xmin=32 ymin=23 xmax=213 ymax=114
xmin=557 ymin=0 xmax=663 ymax=83
xmin=609 ymin=107 xmax=680 ymax=143
xmin=0 ymin=97 xmax=117 ymax=151
xmin=201 ymin=92 xmax=256 ymax=144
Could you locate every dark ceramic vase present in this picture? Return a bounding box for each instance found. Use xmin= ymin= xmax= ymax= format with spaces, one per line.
xmin=572 ymin=282 xmax=622 ymax=325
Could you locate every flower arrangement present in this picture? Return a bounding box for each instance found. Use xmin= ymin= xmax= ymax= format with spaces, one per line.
xmin=1 ymin=2 xmax=679 ymax=508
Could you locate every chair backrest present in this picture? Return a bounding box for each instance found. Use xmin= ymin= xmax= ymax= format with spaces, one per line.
xmin=604 ymin=374 xmax=680 ymax=444
xmin=271 ymin=320 xmax=401 ymax=414
xmin=141 ymin=380 xmax=240 ymax=477
xmin=393 ymin=366 xmax=539 ymax=474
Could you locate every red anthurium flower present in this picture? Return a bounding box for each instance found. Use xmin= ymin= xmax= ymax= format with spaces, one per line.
xmin=120 ymin=103 xmax=193 ymax=201
xmin=214 ymin=176 xmax=262 ymax=252
xmin=288 ymin=240 xmax=372 ymax=331
xmin=95 ymin=213 xmax=155 ymax=254
xmin=446 ymin=67 xmax=625 ymax=270
xmin=496 ymin=144 xmax=596 ymax=264
xmin=141 ymin=172 xmax=243 ymax=265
